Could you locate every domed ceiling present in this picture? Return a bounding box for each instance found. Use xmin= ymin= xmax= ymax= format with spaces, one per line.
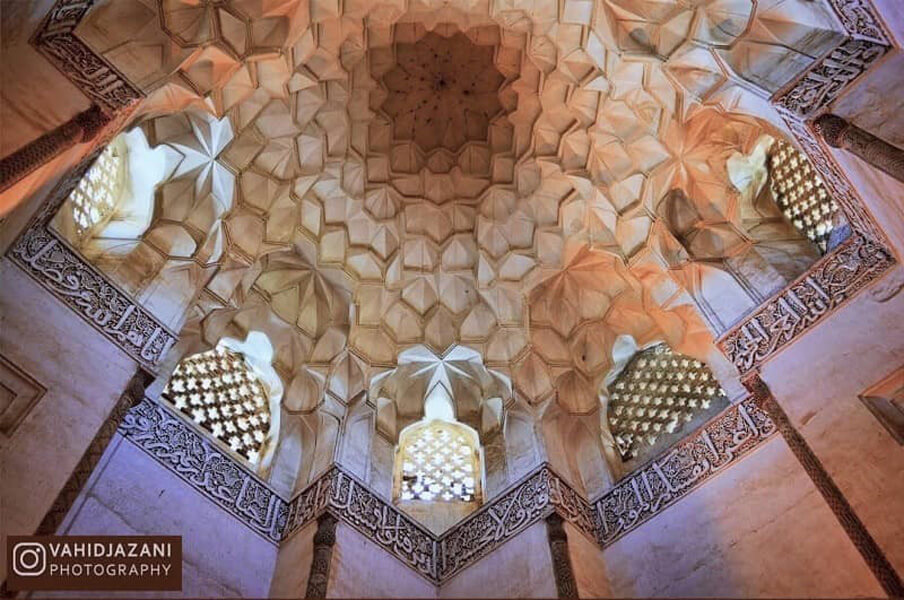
xmin=79 ymin=0 xmax=843 ymax=413
xmin=380 ymin=31 xmax=505 ymax=153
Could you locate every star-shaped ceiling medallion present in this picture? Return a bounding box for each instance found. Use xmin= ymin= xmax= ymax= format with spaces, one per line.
xmin=379 ymin=31 xmax=506 ymax=154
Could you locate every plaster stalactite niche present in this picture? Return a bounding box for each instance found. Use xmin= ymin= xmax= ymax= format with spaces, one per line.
xmin=40 ymin=0 xmax=863 ymax=508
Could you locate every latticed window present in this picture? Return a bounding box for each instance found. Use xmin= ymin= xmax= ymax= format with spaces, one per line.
xmin=768 ymin=139 xmax=837 ymax=252
xmin=65 ymin=141 xmax=126 ymax=240
xmin=608 ymin=344 xmax=727 ymax=461
xmin=163 ymin=347 xmax=271 ymax=465
xmin=396 ymin=421 xmax=480 ymax=503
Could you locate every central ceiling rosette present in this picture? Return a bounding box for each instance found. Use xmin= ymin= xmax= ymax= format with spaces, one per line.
xmin=380 ymin=31 xmax=506 ymax=153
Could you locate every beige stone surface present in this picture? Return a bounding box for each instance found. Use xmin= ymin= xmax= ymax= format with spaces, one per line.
xmin=0 ymin=0 xmax=92 ymax=156
xmin=601 ymin=436 xmax=884 ymax=597
xmin=566 ymin=521 xmax=612 ymax=599
xmin=761 ymin=266 xmax=904 ymax=577
xmin=3 ymin=0 xmax=904 ymax=595
xmin=42 ymin=435 xmax=278 ymax=598
xmin=834 ymin=52 xmax=904 ymax=150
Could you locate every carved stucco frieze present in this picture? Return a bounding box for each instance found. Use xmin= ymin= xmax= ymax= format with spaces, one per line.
xmin=718 ymin=233 xmax=894 ymax=374
xmin=328 ymin=469 xmax=440 ymax=581
xmin=437 ymin=467 xmax=555 ymax=581
xmin=119 ymin=396 xmax=776 ymax=583
xmin=119 ymin=397 xmax=289 ymax=543
xmin=31 ymin=0 xmax=142 ymax=112
xmin=825 ymin=0 xmax=890 ymax=43
xmin=594 ymin=397 xmax=775 ymax=545
xmin=7 ymin=151 xmax=177 ymax=371
xmin=773 ymin=0 xmax=891 ymax=119
xmin=775 ymin=38 xmax=888 ymax=118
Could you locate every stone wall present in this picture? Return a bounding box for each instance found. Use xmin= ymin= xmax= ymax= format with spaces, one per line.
xmin=761 ymin=264 xmax=904 ymax=576
xmin=269 ymin=521 xmax=317 ymax=598
xmin=43 ymin=434 xmax=278 ymax=598
xmin=0 ymin=262 xmax=137 ymax=583
xmin=439 ymin=521 xmax=557 ymax=599
xmin=0 ymin=0 xmax=91 ymax=157
xmin=326 ymin=523 xmax=436 ymax=598
xmin=600 ymin=435 xmax=883 ymax=597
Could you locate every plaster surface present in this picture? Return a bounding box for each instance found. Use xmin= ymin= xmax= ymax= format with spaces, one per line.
xmin=327 ymin=522 xmax=436 ymax=598
xmin=566 ymin=521 xmax=612 ymax=599
xmin=761 ymin=265 xmax=904 ymax=577
xmin=269 ymin=519 xmax=317 ymax=598
xmin=601 ymin=435 xmax=883 ymax=597
xmin=0 ymin=0 xmax=91 ymax=156
xmin=42 ymin=435 xmax=278 ymax=598
xmin=0 ymin=261 xmax=137 ymax=583
xmin=439 ymin=520 xmax=558 ymax=599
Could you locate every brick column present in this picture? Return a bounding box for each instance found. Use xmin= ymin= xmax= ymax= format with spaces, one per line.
xmin=0 ymin=104 xmax=111 ymax=193
xmin=814 ymin=114 xmax=904 ymax=184
xmin=546 ymin=513 xmax=579 ymax=599
xmin=305 ymin=513 xmax=339 ymax=599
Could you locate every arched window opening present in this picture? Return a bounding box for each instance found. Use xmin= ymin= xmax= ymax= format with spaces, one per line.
xmin=767 ymin=139 xmax=839 ymax=253
xmin=65 ymin=138 xmax=127 ymax=241
xmin=397 ymin=420 xmax=480 ymax=503
xmin=52 ymin=127 xmax=163 ymax=250
xmin=391 ymin=383 xmax=483 ymax=533
xmin=162 ymin=333 xmax=282 ymax=469
xmin=607 ymin=344 xmax=728 ymax=463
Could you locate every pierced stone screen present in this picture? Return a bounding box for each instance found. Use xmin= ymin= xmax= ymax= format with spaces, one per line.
xmin=398 ymin=421 xmax=479 ymax=503
xmin=609 ymin=345 xmax=727 ymax=461
xmin=163 ymin=347 xmax=270 ymax=465
xmin=65 ymin=142 xmax=125 ymax=240
xmin=768 ymin=139 xmax=837 ymax=252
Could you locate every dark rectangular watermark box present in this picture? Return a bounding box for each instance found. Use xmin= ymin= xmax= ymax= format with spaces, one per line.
xmin=7 ymin=535 xmax=182 ymax=591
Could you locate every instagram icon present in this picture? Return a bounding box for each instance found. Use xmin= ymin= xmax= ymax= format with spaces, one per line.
xmin=12 ymin=542 xmax=46 ymax=577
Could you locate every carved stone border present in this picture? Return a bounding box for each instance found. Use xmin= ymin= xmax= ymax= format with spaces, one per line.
xmin=119 ymin=395 xmax=776 ymax=584
xmin=118 ymin=397 xmax=289 ymax=543
xmin=718 ymin=233 xmax=894 ymax=373
xmin=30 ymin=0 xmax=142 ymax=113
xmin=8 ymin=0 xmax=895 ymax=583
xmin=6 ymin=150 xmax=178 ymax=371
xmin=328 ymin=468 xmax=440 ymax=581
xmin=12 ymin=0 xmax=897 ymax=383
xmin=594 ymin=396 xmax=776 ymax=546
xmin=774 ymin=38 xmax=889 ymax=119
xmin=773 ymin=0 xmax=891 ymax=119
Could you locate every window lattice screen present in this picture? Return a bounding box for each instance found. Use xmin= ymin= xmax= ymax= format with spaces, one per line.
xmin=768 ymin=139 xmax=837 ymax=252
xmin=66 ymin=143 xmax=125 ymax=240
xmin=398 ymin=421 xmax=480 ymax=503
xmin=608 ymin=344 xmax=726 ymax=461
xmin=163 ymin=347 xmax=271 ymax=465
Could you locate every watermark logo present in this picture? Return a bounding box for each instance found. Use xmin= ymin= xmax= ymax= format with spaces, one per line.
xmin=7 ymin=536 xmax=181 ymax=591
xmin=11 ymin=542 xmax=46 ymax=577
